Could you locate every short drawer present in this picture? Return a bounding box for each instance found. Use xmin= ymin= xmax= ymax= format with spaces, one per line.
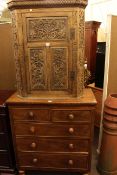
xmin=10 ymin=108 xmax=49 ymax=122
xmin=16 ymin=137 xmax=89 ymax=152
xmin=14 ymin=123 xmax=91 ymax=138
xmin=18 ymin=152 xmax=89 ymax=171
xmin=51 ymin=110 xmax=91 ymax=122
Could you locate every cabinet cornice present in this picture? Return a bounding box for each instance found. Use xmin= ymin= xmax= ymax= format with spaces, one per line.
xmin=7 ymin=0 xmax=88 ymax=10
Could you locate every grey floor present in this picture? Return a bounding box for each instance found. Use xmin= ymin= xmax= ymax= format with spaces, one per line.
xmin=0 ymin=127 xmax=100 ymax=175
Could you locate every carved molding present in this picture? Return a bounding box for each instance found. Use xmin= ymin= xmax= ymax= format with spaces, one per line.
xmin=11 ymin=12 xmax=23 ymax=95
xmin=79 ymin=9 xmax=85 ymax=49
xmin=8 ymin=0 xmax=88 ymax=9
xmin=77 ymin=9 xmax=85 ymax=95
xmin=77 ymin=67 xmax=84 ymax=96
xmin=78 ymin=8 xmax=85 ymax=67
xmin=27 ymin=17 xmax=68 ymax=41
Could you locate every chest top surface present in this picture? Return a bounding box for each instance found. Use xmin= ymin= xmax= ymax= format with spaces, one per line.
xmin=6 ymin=88 xmax=97 ymax=106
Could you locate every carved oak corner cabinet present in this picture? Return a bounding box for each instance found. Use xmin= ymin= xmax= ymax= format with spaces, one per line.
xmin=0 ymin=91 xmax=15 ymax=173
xmin=7 ymin=0 xmax=97 ymax=175
xmin=7 ymin=0 xmax=88 ymax=98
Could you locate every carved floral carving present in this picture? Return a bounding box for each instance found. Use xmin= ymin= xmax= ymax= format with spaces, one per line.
xmin=28 ymin=18 xmax=68 ymax=41
xmin=51 ymin=48 xmax=68 ymax=90
xmin=30 ymin=48 xmax=47 ymax=90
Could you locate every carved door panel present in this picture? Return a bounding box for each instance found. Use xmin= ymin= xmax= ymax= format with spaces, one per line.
xmin=50 ymin=46 xmax=69 ymax=91
xmin=26 ymin=16 xmax=69 ymax=42
xmin=22 ymin=11 xmax=74 ymax=94
xmin=28 ymin=47 xmax=48 ymax=91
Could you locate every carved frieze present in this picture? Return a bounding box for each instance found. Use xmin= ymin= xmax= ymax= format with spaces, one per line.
xmin=30 ymin=48 xmax=47 ymax=90
xmin=51 ymin=48 xmax=68 ymax=90
xmin=27 ymin=17 xmax=68 ymax=41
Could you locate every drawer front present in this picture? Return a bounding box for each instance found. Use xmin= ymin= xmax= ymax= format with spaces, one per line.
xmin=0 ymin=116 xmax=6 ymax=133
xmin=14 ymin=123 xmax=91 ymax=137
xmin=51 ymin=110 xmax=91 ymax=122
xmin=0 ymin=152 xmax=10 ymax=167
xmin=16 ymin=137 xmax=89 ymax=152
xmin=18 ymin=153 xmax=89 ymax=170
xmin=0 ymin=134 xmax=8 ymax=150
xmin=11 ymin=108 xmax=49 ymax=122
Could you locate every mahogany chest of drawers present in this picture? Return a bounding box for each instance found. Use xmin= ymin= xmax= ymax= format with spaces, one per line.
xmin=0 ymin=91 xmax=15 ymax=173
xmin=7 ymin=89 xmax=96 ymax=175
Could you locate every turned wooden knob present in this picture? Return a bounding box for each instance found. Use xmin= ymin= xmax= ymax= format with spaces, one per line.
xmin=30 ymin=142 xmax=36 ymax=148
xmin=33 ymin=158 xmax=38 ymax=163
xmin=29 ymin=111 xmax=34 ymax=116
xmin=69 ymin=127 xmax=74 ymax=134
xmin=68 ymin=114 xmax=74 ymax=120
xmin=68 ymin=159 xmax=74 ymax=165
xmin=29 ymin=111 xmax=34 ymax=119
xmin=69 ymin=143 xmax=74 ymax=149
xmin=30 ymin=126 xmax=35 ymax=133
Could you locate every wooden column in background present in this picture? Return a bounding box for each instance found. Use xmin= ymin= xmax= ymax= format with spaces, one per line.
xmin=85 ymin=21 xmax=101 ymax=83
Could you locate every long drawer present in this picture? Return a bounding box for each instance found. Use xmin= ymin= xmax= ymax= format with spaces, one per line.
xmin=16 ymin=137 xmax=89 ymax=152
xmin=14 ymin=123 xmax=91 ymax=137
xmin=18 ymin=152 xmax=89 ymax=171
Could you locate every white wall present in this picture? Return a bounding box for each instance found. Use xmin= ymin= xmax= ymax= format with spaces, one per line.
xmin=85 ymin=0 xmax=113 ymax=27
xmin=0 ymin=0 xmax=7 ymax=16
xmin=85 ymin=0 xmax=117 ymax=41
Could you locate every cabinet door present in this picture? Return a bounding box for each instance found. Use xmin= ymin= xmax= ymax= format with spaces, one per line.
xmin=22 ymin=11 xmax=75 ymax=94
